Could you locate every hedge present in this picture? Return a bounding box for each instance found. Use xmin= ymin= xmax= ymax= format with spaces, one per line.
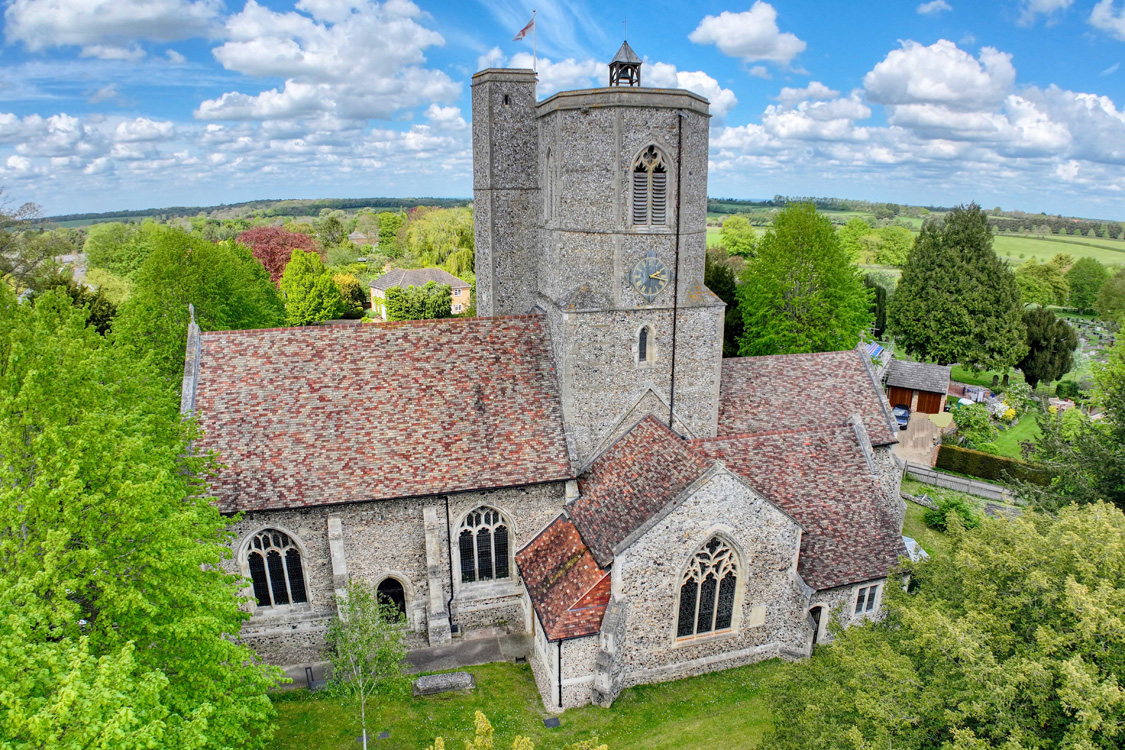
xmin=935 ymin=444 xmax=1052 ymax=486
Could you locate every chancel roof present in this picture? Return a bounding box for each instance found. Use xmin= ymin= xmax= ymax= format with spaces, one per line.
xmin=718 ymin=349 xmax=899 ymax=446
xmin=190 ymin=316 xmax=573 ymax=513
xmin=695 ymin=426 xmax=907 ymax=590
xmin=570 ymin=416 xmax=712 ymax=567
xmin=515 ymin=516 xmax=610 ymax=641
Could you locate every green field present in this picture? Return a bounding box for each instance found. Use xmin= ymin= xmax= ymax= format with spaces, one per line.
xmin=993 ymin=233 xmax=1125 ymax=267
xmin=269 ymin=659 xmax=780 ymax=750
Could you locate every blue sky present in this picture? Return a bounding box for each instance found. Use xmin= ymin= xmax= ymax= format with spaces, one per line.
xmin=2 ymin=0 xmax=1125 ymax=218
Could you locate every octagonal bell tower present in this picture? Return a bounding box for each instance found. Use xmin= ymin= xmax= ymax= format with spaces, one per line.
xmin=473 ymin=47 xmax=725 ymax=466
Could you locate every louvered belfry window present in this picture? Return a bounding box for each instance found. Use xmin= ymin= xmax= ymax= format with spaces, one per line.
xmin=458 ymin=506 xmax=511 ymax=583
xmin=247 ymin=529 xmax=308 ymax=608
xmin=632 ymin=145 xmax=668 ymax=227
xmin=676 ymin=537 xmax=739 ymax=638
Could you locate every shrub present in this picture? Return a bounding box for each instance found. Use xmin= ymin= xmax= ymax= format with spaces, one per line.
xmin=1056 ymin=380 xmax=1080 ymax=400
xmin=936 ymin=443 xmax=1052 ymax=485
xmin=924 ymin=495 xmax=981 ymax=531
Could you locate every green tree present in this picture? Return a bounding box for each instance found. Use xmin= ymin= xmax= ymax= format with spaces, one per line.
xmin=953 ymin=402 xmax=998 ymax=449
xmin=836 ymin=217 xmax=873 ymax=263
xmin=1016 ymin=307 xmax=1077 ymax=388
xmin=0 ymin=286 xmax=281 ymax=749
xmin=1024 ymin=339 xmax=1125 ymax=511
xmin=377 ymin=212 xmax=405 ymax=258
xmin=873 ymin=225 xmax=914 ymax=267
xmin=719 ymin=215 xmax=757 ymax=257
xmin=705 ymin=248 xmax=744 ymax=357
xmin=0 ymin=197 xmax=67 ymax=293
xmin=864 ymin=274 xmax=889 ymax=339
xmin=35 ymin=273 xmax=117 ymax=335
xmin=890 ymin=204 xmax=1027 ymax=369
xmin=333 ymin=272 xmax=367 ymax=318
xmin=766 ymin=502 xmax=1125 ymax=750
xmin=326 ymin=581 xmax=408 ymax=750
xmin=384 ymin=281 xmax=452 ymax=322
xmin=315 ymin=212 xmax=347 ymax=249
xmin=1015 ymin=258 xmax=1069 ymax=305
xmin=1065 ymin=257 xmax=1110 ymax=312
xmin=280 ymin=249 xmax=346 ymax=326
xmin=114 ymin=226 xmax=285 ymax=380
xmin=1095 ymin=268 xmax=1125 ymax=328
xmin=1015 ymin=269 xmax=1055 ymax=307
xmin=403 ymin=207 xmax=474 ymax=267
xmin=736 ymin=203 xmax=872 ymax=356
xmin=83 ymin=221 xmax=159 ymax=280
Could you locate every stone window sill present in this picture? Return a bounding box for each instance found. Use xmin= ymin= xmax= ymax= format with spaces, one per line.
xmin=672 ymin=627 xmax=738 ymax=648
xmin=456 ymin=579 xmax=522 ymax=602
xmin=249 ymin=602 xmax=313 ymax=619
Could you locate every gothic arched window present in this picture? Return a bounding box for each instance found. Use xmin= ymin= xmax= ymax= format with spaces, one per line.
xmin=639 ymin=326 xmax=649 ymax=362
xmin=458 ymin=506 xmax=511 ymax=584
xmin=377 ymin=577 xmax=407 ymax=619
xmin=676 ymin=537 xmax=739 ymax=638
xmin=632 ymin=146 xmax=668 ymax=227
xmin=247 ymin=529 xmax=308 ymax=608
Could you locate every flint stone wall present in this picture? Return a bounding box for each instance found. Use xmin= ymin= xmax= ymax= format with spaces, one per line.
xmin=871 ymin=444 xmax=906 ymax=531
xmin=224 ymin=481 xmax=567 ymax=666
xmin=809 ymin=578 xmax=888 ymax=645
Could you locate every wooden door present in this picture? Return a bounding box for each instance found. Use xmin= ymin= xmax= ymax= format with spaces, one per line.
xmin=916 ymin=390 xmax=943 ymax=414
xmin=887 ymin=386 xmax=913 ymax=409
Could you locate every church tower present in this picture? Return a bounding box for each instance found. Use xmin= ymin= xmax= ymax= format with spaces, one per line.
xmin=473 ymin=48 xmax=726 ymax=465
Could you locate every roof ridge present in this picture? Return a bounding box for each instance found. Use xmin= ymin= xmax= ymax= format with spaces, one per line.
xmin=694 ymin=423 xmax=855 ymax=443
xmin=198 ymin=313 xmax=546 ymax=337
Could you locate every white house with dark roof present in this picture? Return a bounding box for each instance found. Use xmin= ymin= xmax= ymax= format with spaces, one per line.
xmin=182 ymin=48 xmax=908 ymax=713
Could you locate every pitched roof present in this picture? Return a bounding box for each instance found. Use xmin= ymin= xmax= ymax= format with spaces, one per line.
xmin=611 ymin=40 xmax=641 ymax=65
xmin=370 ymin=267 xmax=470 ymax=291
xmin=570 ymin=416 xmax=711 ymax=567
xmin=718 ymin=350 xmax=898 ymax=446
xmin=191 ymin=316 xmax=573 ymax=513
xmin=515 ymin=516 xmax=610 ymax=641
xmin=885 ymin=359 xmax=952 ymax=395
xmin=694 ymin=426 xmax=906 ymax=590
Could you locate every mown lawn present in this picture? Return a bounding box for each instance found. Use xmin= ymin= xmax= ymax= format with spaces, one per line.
xmin=269 ymin=658 xmax=782 ymax=750
xmin=993 ymin=417 xmax=1042 ymax=460
xmin=901 ymin=493 xmax=953 ymax=560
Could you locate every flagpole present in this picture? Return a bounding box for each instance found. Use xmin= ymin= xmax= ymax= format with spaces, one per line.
xmin=532 ymin=9 xmax=537 ymax=72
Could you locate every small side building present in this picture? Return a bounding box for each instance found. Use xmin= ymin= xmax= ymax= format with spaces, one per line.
xmin=884 ymin=360 xmax=952 ymax=414
xmin=369 ymin=268 xmax=472 ymax=319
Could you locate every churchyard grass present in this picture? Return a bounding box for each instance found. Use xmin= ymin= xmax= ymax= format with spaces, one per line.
xmin=269 ymin=659 xmax=781 ymax=750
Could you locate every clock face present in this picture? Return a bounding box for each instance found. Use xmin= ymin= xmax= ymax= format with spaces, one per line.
xmin=630 ymin=255 xmax=671 ymax=300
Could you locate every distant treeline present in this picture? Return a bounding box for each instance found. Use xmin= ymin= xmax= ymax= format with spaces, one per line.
xmin=708 ymin=195 xmax=951 ymax=216
xmin=47 ymin=197 xmax=471 ymax=224
xmin=987 ymin=215 xmax=1123 ymax=239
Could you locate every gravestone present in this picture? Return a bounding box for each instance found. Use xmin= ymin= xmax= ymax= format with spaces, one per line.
xmin=412 ymin=671 xmax=476 ymax=697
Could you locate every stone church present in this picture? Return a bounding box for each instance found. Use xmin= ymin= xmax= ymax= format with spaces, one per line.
xmin=182 ymin=44 xmax=908 ymax=711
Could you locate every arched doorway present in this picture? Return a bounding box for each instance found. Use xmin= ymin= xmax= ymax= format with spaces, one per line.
xmin=377 ymin=578 xmax=407 ymax=619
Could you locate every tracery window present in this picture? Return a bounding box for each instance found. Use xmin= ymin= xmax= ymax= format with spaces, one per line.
xmin=676 ymin=537 xmax=738 ymax=638
xmin=458 ymin=506 xmax=511 ymax=584
xmin=247 ymin=529 xmax=308 ymax=608
xmin=632 ymin=146 xmax=668 ymax=227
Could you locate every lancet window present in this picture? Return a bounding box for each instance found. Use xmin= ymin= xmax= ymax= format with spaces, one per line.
xmin=458 ymin=506 xmax=511 ymax=583
xmin=247 ymin=529 xmax=308 ymax=608
xmin=676 ymin=537 xmax=739 ymax=638
xmin=632 ymin=146 xmax=668 ymax=227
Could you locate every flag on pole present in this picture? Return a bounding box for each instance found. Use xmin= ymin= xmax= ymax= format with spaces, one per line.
xmin=512 ymin=16 xmax=534 ymax=41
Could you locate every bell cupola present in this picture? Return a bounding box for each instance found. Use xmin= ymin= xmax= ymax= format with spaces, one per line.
xmin=609 ymin=41 xmax=641 ymax=87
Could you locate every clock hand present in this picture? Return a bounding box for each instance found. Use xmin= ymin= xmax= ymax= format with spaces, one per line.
xmin=649 ymin=272 xmax=666 ymax=280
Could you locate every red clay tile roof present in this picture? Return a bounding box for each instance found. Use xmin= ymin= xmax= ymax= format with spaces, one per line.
xmin=570 ymin=416 xmax=712 ymax=567
xmin=694 ymin=426 xmax=906 ymax=590
xmin=718 ymin=350 xmax=899 ymax=446
xmin=515 ymin=515 xmax=610 ymax=641
xmin=191 ymin=316 xmax=573 ymax=513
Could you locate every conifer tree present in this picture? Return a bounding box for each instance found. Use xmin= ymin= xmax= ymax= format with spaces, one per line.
xmin=1016 ymin=307 xmax=1077 ymax=388
xmin=280 ymin=249 xmax=346 ymax=326
xmin=890 ymin=204 xmax=1026 ymax=369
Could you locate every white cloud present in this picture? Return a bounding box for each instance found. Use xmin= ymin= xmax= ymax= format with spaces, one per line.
xmin=424 ymin=104 xmax=467 ymax=131
xmin=80 ymin=45 xmax=145 ymax=61
xmin=1090 ymin=0 xmax=1125 ymax=40
xmin=776 ymin=81 xmax=839 ymax=104
xmin=507 ymin=52 xmax=601 ymax=96
xmin=199 ymin=0 xmax=459 ymax=121
xmin=645 ymin=63 xmax=739 ymax=118
xmin=864 ymin=40 xmax=1015 ymax=111
xmin=115 ymin=118 xmax=175 ymax=142
xmin=689 ymin=2 xmax=806 ymax=66
xmin=88 ymin=85 xmax=120 ymax=104
xmin=166 ymin=49 xmax=187 ymax=64
xmin=4 ymin=0 xmax=221 ymax=56
xmin=748 ymin=66 xmax=771 ymax=79
xmin=917 ymin=1 xmax=952 ymax=14
xmin=1018 ymin=0 xmax=1073 ymax=26
xmin=1101 ymin=62 xmax=1121 ymax=76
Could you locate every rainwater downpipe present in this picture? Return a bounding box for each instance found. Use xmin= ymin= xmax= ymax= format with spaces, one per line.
xmin=445 ymin=495 xmax=455 ymax=630
xmin=557 ymin=640 xmax=563 ymax=709
xmin=668 ymin=110 xmax=685 ymax=431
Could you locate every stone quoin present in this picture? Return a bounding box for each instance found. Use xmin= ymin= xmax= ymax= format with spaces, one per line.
xmin=184 ymin=45 xmax=908 ymax=712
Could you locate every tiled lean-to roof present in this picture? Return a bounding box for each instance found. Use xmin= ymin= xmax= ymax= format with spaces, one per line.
xmin=515 ymin=515 xmax=610 ymax=641
xmin=189 ymin=316 xmax=573 ymax=513
xmin=695 ymin=426 xmax=906 ymax=591
xmin=718 ymin=349 xmax=899 ymax=446
xmin=570 ymin=416 xmax=711 ymax=567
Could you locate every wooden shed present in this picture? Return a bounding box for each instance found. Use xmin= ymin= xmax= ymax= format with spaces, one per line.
xmin=885 ymin=360 xmax=951 ymax=414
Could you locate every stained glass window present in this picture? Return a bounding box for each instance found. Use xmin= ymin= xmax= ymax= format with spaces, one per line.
xmin=458 ymin=507 xmax=511 ymax=584
xmin=676 ymin=537 xmax=739 ymax=639
xmin=246 ymin=529 xmax=308 ymax=608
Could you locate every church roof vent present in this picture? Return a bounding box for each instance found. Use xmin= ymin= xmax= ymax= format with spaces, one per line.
xmin=609 ymin=41 xmax=641 ymax=87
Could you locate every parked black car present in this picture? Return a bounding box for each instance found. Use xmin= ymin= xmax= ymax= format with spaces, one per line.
xmin=893 ymin=404 xmax=911 ymax=431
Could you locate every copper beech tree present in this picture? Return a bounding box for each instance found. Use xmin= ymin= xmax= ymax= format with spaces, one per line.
xmin=237 ymin=225 xmax=320 ymax=284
